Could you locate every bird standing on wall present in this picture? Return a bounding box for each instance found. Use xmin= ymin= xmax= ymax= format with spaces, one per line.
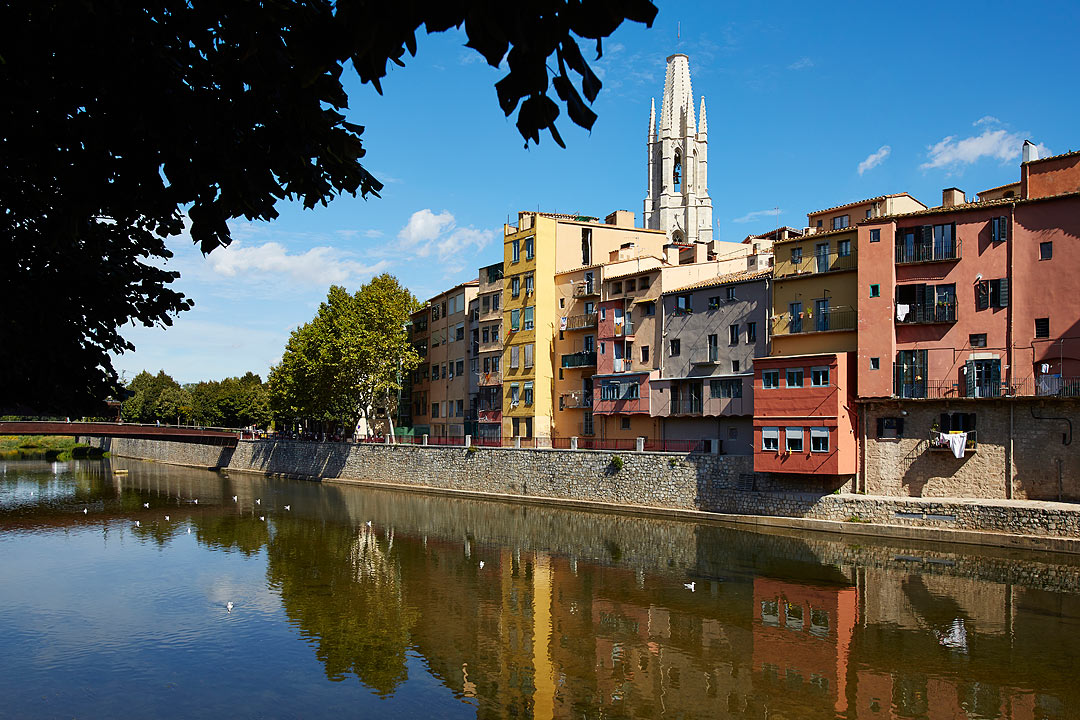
xmin=684 ymin=581 xmax=696 ymax=592
xmin=143 ymin=502 xmax=149 ymax=508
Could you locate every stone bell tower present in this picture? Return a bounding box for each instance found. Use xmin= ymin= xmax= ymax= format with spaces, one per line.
xmin=643 ymin=53 xmax=713 ymax=245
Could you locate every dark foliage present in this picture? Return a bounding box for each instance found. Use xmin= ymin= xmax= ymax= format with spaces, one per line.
xmin=0 ymin=0 xmax=656 ymax=415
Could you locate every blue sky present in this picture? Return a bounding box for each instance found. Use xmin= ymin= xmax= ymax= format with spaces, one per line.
xmin=115 ymin=0 xmax=1080 ymax=384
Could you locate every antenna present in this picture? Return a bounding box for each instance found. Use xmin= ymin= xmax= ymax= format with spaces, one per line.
xmin=677 ymin=21 xmax=681 ymax=40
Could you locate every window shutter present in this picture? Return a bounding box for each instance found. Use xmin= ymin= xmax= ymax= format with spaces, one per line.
xmin=976 ymin=281 xmax=989 ymax=310
xmin=940 ymin=413 xmax=951 ymax=432
xmin=877 ymin=417 xmax=884 ymax=437
xmin=991 ymin=218 xmax=1000 ymax=243
xmin=998 ymin=216 xmax=1009 ymax=242
xmin=965 ymin=361 xmax=976 ymax=397
xmin=990 ymin=360 xmax=1001 ymax=394
xmin=996 ymin=278 xmax=1009 ymax=308
xmin=896 ymin=418 xmax=905 ymax=437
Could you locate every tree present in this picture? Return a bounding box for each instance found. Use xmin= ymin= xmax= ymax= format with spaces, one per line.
xmin=0 ymin=1 xmax=657 ymax=416
xmin=268 ymin=276 xmax=419 ymax=434
xmin=121 ymin=370 xmax=182 ymax=424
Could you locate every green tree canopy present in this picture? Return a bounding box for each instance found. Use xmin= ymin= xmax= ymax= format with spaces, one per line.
xmin=0 ymin=0 xmax=656 ymax=416
xmin=268 ymin=275 xmax=419 ymax=432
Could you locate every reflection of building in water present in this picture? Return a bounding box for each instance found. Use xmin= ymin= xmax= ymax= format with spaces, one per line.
xmin=752 ymin=577 xmax=856 ymax=717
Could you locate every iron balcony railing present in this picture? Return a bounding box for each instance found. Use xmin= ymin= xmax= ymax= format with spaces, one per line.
xmin=896 ymin=301 xmax=957 ymax=324
xmin=896 ymin=238 xmax=961 ymax=264
xmin=560 ymin=393 xmax=593 ymax=409
xmin=476 ymin=371 xmax=502 ymax=386
xmin=928 ymin=430 xmax=977 ymax=452
xmin=561 ymin=351 xmax=597 ymax=368
xmin=612 ymin=358 xmax=634 ymax=372
xmin=778 ymin=251 xmax=857 ymax=277
xmin=1036 ymin=376 xmax=1080 ymax=397
xmin=565 ymin=313 xmax=598 ymax=330
xmin=774 ymin=308 xmax=857 ymax=335
xmin=573 ymin=282 xmax=599 ymax=298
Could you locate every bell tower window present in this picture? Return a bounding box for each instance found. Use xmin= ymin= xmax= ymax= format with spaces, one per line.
xmin=673 ymin=149 xmax=682 ymax=191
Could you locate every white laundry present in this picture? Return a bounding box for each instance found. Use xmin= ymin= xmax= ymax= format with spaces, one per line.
xmin=941 ymin=432 xmax=967 ymax=459
xmin=559 ymin=316 xmax=568 ymax=330
xmin=896 ymin=303 xmax=910 ymax=321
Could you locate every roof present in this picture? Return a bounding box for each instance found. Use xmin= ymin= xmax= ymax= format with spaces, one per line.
xmin=665 ymin=268 xmax=773 ymax=295
xmin=807 ymin=193 xmax=923 ymax=217
xmin=554 ymin=262 xmax=604 ymax=277
xmin=743 ymin=226 xmax=804 ymax=242
xmin=860 ymin=190 xmax=1080 ymax=221
xmin=1023 ymin=149 xmax=1080 ymax=165
xmin=772 ymin=225 xmax=856 ymax=245
xmin=977 ymin=181 xmax=1021 ymax=195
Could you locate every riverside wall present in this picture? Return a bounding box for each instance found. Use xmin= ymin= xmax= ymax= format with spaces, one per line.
xmin=80 ymin=435 xmax=1080 ymax=548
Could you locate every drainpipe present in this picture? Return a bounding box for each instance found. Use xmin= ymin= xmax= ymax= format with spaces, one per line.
xmin=1006 ymin=202 xmax=1016 ymax=498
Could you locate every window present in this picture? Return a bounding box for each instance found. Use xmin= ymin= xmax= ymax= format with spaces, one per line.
xmin=837 ymin=239 xmax=851 ymax=257
xmin=482 ymin=327 xmax=489 ymax=343
xmin=432 ymin=304 xmax=441 ymax=321
xmin=524 ymin=236 xmax=534 ymax=260
xmin=870 ymin=284 xmax=880 ymax=298
xmin=581 ymin=228 xmax=591 ymax=266
xmin=896 ymin=349 xmax=929 ymax=398
xmin=676 ymin=295 xmax=692 ymax=313
xmin=511 ymin=276 xmax=520 ymax=297
xmin=762 ymin=370 xmax=779 ymax=389
xmin=870 ymin=228 xmax=881 ymax=243
xmin=642 ymin=302 xmax=655 ymax=316
xmin=732 ymin=360 xmax=740 ymax=373
xmin=789 ymin=301 xmax=802 ymax=333
xmin=483 ymin=357 xmax=490 ymax=373
xmin=512 ymin=238 xmax=520 ymax=263
xmin=786 ymin=427 xmax=804 ymax=452
xmin=726 ymin=286 xmax=736 ymax=301
xmin=492 ymin=293 xmax=500 ymax=311
xmin=599 ymin=307 xmax=606 ymax=321
xmin=1040 ymin=241 xmax=1053 ymax=260
xmin=641 ymin=346 xmax=649 ymax=363
xmin=762 ymin=427 xmax=780 ymax=451
xmin=810 ymin=427 xmax=829 ymax=452
xmin=447 ymin=362 xmax=454 ymax=379
xmin=811 ymin=366 xmax=830 ymax=387
xmin=711 ymin=378 xmax=742 ymax=398
xmin=456 ymin=359 xmax=464 ymax=376
xmin=492 ymin=356 xmax=499 ymax=371
xmin=491 ymin=327 xmax=499 ymax=342
xmin=708 ymin=296 xmax=720 ymax=310
xmin=626 ymin=278 xmax=636 ymax=292
xmin=456 ymin=399 xmax=464 ymax=417
xmin=870 ymin=357 xmax=880 ymax=370
xmin=975 ymin=279 xmax=1009 ymax=309
xmin=599 ymin=341 xmax=605 ymax=355
xmin=523 ymin=343 xmax=534 ymax=368
xmin=669 ymin=339 xmax=681 ymax=356
xmin=939 ymin=412 xmax=976 ymax=433
xmin=786 ymin=368 xmax=804 ymax=388
xmin=877 ymin=417 xmax=904 ymax=439
xmin=729 ymin=324 xmax=740 ymax=345
xmin=431 ymin=403 xmax=440 ymax=418
xmin=746 ymin=322 xmax=757 ymax=342
xmin=816 ymin=219 xmax=823 ymax=228
xmin=487 ymin=266 xmax=503 ymax=283
xmin=1035 ymin=317 xmax=1050 ymax=339
xmin=621 ymin=417 xmax=631 ymax=430
xmin=707 ymin=333 xmax=719 ymax=362
xmin=482 ymin=296 xmax=490 ymax=313
xmin=991 ymin=216 xmax=1009 ymax=243
xmin=728 ymin=427 xmax=738 ymax=440
xmin=612 ymin=281 xmax=623 ymax=294
xmin=969 ymin=333 xmax=987 ymax=348
xmin=524 ymin=275 xmax=534 ymax=295
xmin=509 ymin=383 xmax=519 ymax=404
xmin=584 ymin=335 xmax=595 ymax=351
xmin=523 ymin=381 xmax=534 ymax=405
xmin=523 ymin=306 xmax=534 ymax=331
xmin=865 ymin=209 xmax=872 ymax=219
xmin=832 ymin=215 xmax=850 ymax=230
xmin=791 ymin=247 xmax=802 ymax=264
xmin=455 ymin=323 xmax=464 ymax=341
xmin=639 ymin=276 xmax=651 ymax=289
xmin=510 ymin=345 xmax=520 ymax=368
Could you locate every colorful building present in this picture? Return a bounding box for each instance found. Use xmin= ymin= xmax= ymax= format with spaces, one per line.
xmin=425 ymin=281 xmax=478 ymax=439
xmin=472 ymin=262 xmax=504 ymax=442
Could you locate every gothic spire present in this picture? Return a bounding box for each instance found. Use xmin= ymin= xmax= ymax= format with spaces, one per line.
xmin=660 ymin=54 xmax=693 ymax=132
xmin=699 ymin=97 xmax=707 ymax=136
xmin=648 ymin=97 xmax=656 ymax=142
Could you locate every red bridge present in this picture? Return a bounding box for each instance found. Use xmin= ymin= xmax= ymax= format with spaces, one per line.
xmin=0 ymin=421 xmax=239 ymax=447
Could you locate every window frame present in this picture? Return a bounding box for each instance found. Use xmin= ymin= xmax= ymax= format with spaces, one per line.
xmin=762 ymin=427 xmax=780 ymax=452
xmin=762 ymin=370 xmax=780 ymax=389
xmin=810 ymin=366 xmax=830 ymax=387
xmin=785 ymin=427 xmax=804 ymax=452
xmin=786 ymin=368 xmax=804 ymax=388
xmin=810 ymin=427 xmax=829 ymax=453
xmin=669 ymin=338 xmax=681 ymax=357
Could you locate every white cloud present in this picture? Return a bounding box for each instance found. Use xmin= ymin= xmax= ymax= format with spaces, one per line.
xmin=974 ymin=115 xmax=1000 ymax=126
xmin=920 ymin=128 xmax=1039 ymax=170
xmin=208 ymin=241 xmax=390 ymax=285
xmin=396 ymin=209 xmax=494 ymax=267
xmin=732 ymin=209 xmax=782 ymax=224
xmin=364 ymin=229 xmax=384 ymax=239
xmin=787 ymin=57 xmax=814 ymax=70
xmin=858 ymin=145 xmax=891 ymax=175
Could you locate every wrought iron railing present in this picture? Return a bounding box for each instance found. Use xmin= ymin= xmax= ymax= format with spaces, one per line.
xmin=896 ymin=238 xmax=961 ymax=264
xmin=895 ymin=301 xmax=957 ymax=324
xmin=561 ymin=351 xmax=597 ymax=368
xmin=565 ymin=313 xmax=597 ymax=330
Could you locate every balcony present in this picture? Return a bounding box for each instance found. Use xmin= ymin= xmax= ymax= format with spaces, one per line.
xmin=560 ymin=392 xmax=593 ymax=409
xmin=692 ymin=350 xmax=720 ymax=366
xmin=1036 ymin=376 xmax=1080 ymax=397
xmin=565 ymin=313 xmax=597 ymax=331
xmin=612 ymin=319 xmax=634 ymax=337
xmin=928 ymin=430 xmax=977 ymax=453
xmin=777 ymin=251 xmax=857 ymax=278
xmin=573 ymin=282 xmax=599 ymax=298
xmin=896 ymin=301 xmax=957 ymax=325
xmin=561 ymin=351 xmax=597 ymax=369
xmin=670 ymin=397 xmax=703 ymax=415
xmin=612 ymin=358 xmax=634 ymax=373
xmin=896 ymin=239 xmax=961 ymax=264
xmin=773 ymin=308 xmax=857 ymax=335
xmin=476 ymin=371 xmax=502 ymax=386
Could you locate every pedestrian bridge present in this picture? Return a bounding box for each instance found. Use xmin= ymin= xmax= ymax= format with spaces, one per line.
xmin=0 ymin=421 xmax=239 ymax=447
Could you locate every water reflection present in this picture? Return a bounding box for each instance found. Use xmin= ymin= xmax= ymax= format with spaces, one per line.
xmin=1 ymin=457 xmax=1078 ymax=719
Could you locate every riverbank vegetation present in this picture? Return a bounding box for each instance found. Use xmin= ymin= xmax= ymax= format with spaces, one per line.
xmin=0 ymin=435 xmax=104 ymax=460
xmin=120 ymin=370 xmax=271 ymax=428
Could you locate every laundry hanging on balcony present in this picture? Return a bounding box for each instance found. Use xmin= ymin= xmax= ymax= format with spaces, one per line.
xmin=896 ymin=304 xmax=910 ymax=321
xmin=560 ymin=316 xmax=567 ymax=330
xmin=940 ymin=431 xmax=967 ymax=459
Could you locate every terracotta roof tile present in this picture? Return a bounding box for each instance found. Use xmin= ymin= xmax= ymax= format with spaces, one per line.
xmin=665 ymin=268 xmax=773 ymax=295
xmin=807 ymin=192 xmax=924 ymax=217
xmin=1023 ymin=149 xmax=1080 ymax=165
xmin=772 ymin=225 xmax=856 ymax=244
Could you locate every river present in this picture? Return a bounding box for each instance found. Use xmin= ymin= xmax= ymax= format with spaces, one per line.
xmin=0 ymin=456 xmax=1077 ymax=719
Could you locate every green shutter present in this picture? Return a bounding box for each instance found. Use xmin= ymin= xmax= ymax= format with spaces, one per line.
xmin=976 ymin=281 xmax=989 ymax=310
xmin=965 ymin=361 xmax=976 ymax=397
xmin=997 ymin=278 xmax=1009 ymax=308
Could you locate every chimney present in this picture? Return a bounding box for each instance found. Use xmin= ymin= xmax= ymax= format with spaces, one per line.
xmin=1022 ymin=139 xmax=1040 ymax=164
xmin=942 ymin=188 xmax=965 ymax=207
xmin=664 ymin=244 xmax=680 ymax=265
xmin=605 ymin=210 xmax=636 ymax=227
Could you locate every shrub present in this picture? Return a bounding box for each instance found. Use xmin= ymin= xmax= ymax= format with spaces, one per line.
xmin=610 ymin=454 xmax=624 ymax=472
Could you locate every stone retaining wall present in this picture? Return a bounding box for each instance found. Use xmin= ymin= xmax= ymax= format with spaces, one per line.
xmin=81 ymin=435 xmax=1080 ymax=543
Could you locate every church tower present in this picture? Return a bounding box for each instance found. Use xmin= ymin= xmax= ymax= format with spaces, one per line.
xmin=644 ymin=54 xmax=713 ymax=245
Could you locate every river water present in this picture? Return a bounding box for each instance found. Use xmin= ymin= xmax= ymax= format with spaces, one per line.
xmin=1 ymin=456 xmax=1077 ymax=719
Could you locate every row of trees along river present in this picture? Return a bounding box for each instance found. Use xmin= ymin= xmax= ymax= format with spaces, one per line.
xmin=123 ymin=274 xmax=420 ymax=434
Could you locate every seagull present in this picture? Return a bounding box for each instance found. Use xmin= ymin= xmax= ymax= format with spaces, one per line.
xmin=143 ymin=502 xmax=149 ymax=508
xmin=284 ymin=505 xmax=290 ymax=511
xmin=259 ymin=516 xmax=265 ymax=522
xmin=232 ymin=496 xmax=238 ymax=502
xmin=165 ymin=515 xmax=170 ymax=521
xmin=479 ymin=561 xmax=485 ymax=569
xmin=135 ymin=520 xmax=141 ymax=527
xmin=684 ymin=581 xmax=696 ymax=592
xmin=193 ymin=499 xmax=198 ymax=504
xmin=83 ymin=507 xmax=88 ymax=514
xmin=227 ymin=602 xmax=234 ymax=613
xmin=255 ymin=499 xmax=261 ymax=505
xmin=187 ymin=527 xmax=191 ymax=534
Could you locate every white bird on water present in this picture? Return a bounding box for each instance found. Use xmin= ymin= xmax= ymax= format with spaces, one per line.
xmin=255 ymin=499 xmax=261 ymax=505
xmin=232 ymin=496 xmax=238 ymax=502
xmin=684 ymin=581 xmax=696 ymax=592
xmin=259 ymin=516 xmax=265 ymax=522
xmin=284 ymin=505 xmax=291 ymax=511
xmin=143 ymin=502 xmax=149 ymax=508
xmin=227 ymin=602 xmax=234 ymax=613
xmin=187 ymin=527 xmax=191 ymax=534
xmin=82 ymin=507 xmax=88 ymax=514
xmin=479 ymin=561 xmax=485 ymax=569
xmin=135 ymin=520 xmax=141 ymax=527
xmin=193 ymin=499 xmax=198 ymax=504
